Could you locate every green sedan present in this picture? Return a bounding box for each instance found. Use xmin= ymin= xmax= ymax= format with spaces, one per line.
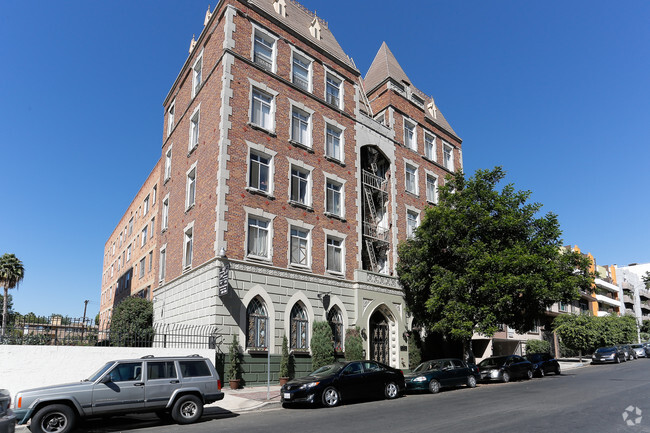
xmin=404 ymin=358 xmax=480 ymax=394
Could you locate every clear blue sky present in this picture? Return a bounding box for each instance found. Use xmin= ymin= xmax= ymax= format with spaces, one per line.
xmin=2 ymin=0 xmax=649 ymax=318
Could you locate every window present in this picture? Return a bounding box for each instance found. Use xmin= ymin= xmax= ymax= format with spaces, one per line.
xmin=139 ymin=258 xmax=145 ymax=278
xmin=292 ymin=52 xmax=311 ymax=91
xmin=326 ymin=125 xmax=342 ymax=161
xmin=162 ymin=197 xmax=169 ymax=231
xmin=290 ymin=303 xmax=309 ymax=350
xmin=426 ymin=174 xmax=438 ymax=204
xmin=247 ymin=217 xmax=269 ymax=259
xmin=249 ymin=152 xmax=270 ymax=192
xmin=141 ymin=226 xmax=148 ymax=246
xmin=189 ymin=109 xmax=200 ymax=152
xmin=186 ymin=166 xmax=196 ymax=209
xmin=108 ymin=362 xmax=142 ymax=382
xmin=326 ymin=236 xmax=343 ymax=273
xmin=150 ymin=217 xmax=155 ymax=236
xmin=152 ymin=185 xmax=157 ymax=205
xmin=192 ymin=52 xmax=203 ymax=97
xmin=167 ymin=101 xmax=175 ymax=136
xmin=405 ymin=164 xmax=417 ymax=194
xmin=291 ymin=108 xmax=310 ymax=146
xmin=179 ymin=360 xmax=211 ymax=378
xmin=251 ymin=89 xmax=273 ymax=131
xmin=290 ymin=166 xmax=309 ymax=205
xmin=159 ymin=246 xmax=166 ymax=281
xmin=148 ymin=361 xmax=177 ymax=380
xmin=325 ymin=73 xmax=342 ymax=108
xmin=183 ymin=225 xmax=193 ymax=269
xmin=407 ymin=210 xmax=419 ymax=238
xmin=143 ymin=195 xmax=150 ymax=216
xmin=424 ymin=132 xmax=436 ymax=161
xmin=328 ymin=307 xmax=343 ymax=352
xmin=253 ymin=30 xmax=275 ymax=71
xmin=148 ymin=251 xmax=153 ymax=272
xmin=290 ymin=227 xmax=309 ymax=266
xmin=326 ymin=180 xmax=342 ymax=216
xmin=128 ymin=218 xmax=134 ymax=236
xmin=404 ymin=119 xmax=416 ymax=150
xmin=165 ymin=146 xmax=172 ymax=181
xmin=126 ymin=244 xmax=132 ymax=262
xmin=247 ymin=297 xmax=268 ymax=349
xmin=443 ymin=143 xmax=454 ymax=171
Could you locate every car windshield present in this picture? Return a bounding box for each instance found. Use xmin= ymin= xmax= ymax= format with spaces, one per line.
xmin=413 ymin=361 xmax=443 ymax=372
xmin=309 ymin=363 xmax=344 ymax=377
xmin=596 ymin=347 xmax=615 ymax=353
xmin=86 ymin=362 xmax=114 ymax=382
xmin=478 ymin=357 xmax=508 ymax=368
xmin=632 ymin=344 xmax=643 ymax=348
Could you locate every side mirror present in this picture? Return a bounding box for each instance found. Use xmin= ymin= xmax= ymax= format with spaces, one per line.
xmin=100 ymin=375 xmax=112 ymax=384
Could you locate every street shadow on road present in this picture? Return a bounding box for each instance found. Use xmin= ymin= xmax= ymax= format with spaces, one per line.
xmin=73 ymin=407 xmax=239 ymax=432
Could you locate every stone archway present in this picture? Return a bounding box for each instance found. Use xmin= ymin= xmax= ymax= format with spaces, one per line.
xmin=369 ymin=310 xmax=390 ymax=365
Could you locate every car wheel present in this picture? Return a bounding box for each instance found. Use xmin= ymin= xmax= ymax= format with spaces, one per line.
xmin=466 ymin=375 xmax=477 ymax=388
xmin=428 ymin=379 xmax=441 ymax=394
xmin=526 ymin=369 xmax=533 ymax=380
xmin=502 ymin=372 xmax=510 ymax=383
xmin=171 ymin=395 xmax=204 ymax=424
xmin=31 ymin=404 xmax=76 ymax=433
xmin=555 ymin=365 xmax=561 ymax=375
xmin=322 ymin=386 xmax=340 ymax=407
xmin=385 ymin=382 xmax=399 ymax=399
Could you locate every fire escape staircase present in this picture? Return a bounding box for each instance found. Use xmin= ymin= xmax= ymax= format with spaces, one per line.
xmin=362 ymin=168 xmax=389 ymax=273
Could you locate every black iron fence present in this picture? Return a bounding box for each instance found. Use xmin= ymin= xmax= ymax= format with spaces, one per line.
xmin=0 ymin=315 xmax=220 ymax=349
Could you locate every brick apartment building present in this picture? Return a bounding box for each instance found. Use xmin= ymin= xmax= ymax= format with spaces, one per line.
xmin=100 ymin=0 xmax=462 ymax=377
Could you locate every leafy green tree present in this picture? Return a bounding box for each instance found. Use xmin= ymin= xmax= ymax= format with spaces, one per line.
xmin=0 ymin=253 xmax=25 ymax=336
xmin=407 ymin=332 xmax=422 ymax=370
xmin=553 ymin=314 xmax=598 ymax=360
xmin=279 ymin=335 xmax=292 ymax=378
xmin=310 ymin=321 xmax=334 ymax=370
xmin=641 ymin=319 xmax=650 ymax=334
xmin=109 ymin=297 xmax=153 ymax=347
xmin=525 ymin=339 xmax=551 ymax=354
xmin=344 ymin=327 xmax=364 ymax=361
xmin=643 ymin=272 xmax=650 ymax=290
xmin=397 ymin=167 xmax=593 ymax=356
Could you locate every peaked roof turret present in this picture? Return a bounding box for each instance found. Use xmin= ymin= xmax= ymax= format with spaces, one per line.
xmin=364 ymin=42 xmax=411 ymax=93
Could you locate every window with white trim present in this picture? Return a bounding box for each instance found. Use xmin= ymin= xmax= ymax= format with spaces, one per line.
xmin=290 ymin=227 xmax=309 ymax=267
xmin=290 ymin=165 xmax=310 ymax=205
xmin=407 ymin=210 xmax=419 ymax=238
xmin=247 ymin=216 xmax=270 ymax=259
xmin=164 ymin=146 xmax=172 ymax=181
xmin=326 ymin=179 xmax=342 ymax=217
xmin=328 ymin=307 xmax=343 ymax=352
xmin=189 ymin=109 xmax=200 ymax=152
xmin=326 ymin=236 xmax=343 ymax=273
xmin=167 ymin=100 xmax=175 ymax=136
xmin=183 ymin=225 xmax=193 ymax=269
xmin=292 ymin=52 xmax=311 ymax=91
xmin=326 ymin=124 xmax=342 ymax=161
xmin=251 ymin=88 xmax=273 ymax=131
xmin=192 ymin=52 xmax=203 ymax=97
xmin=159 ymin=246 xmax=166 ymax=282
xmin=443 ymin=143 xmax=454 ymax=171
xmin=426 ymin=174 xmax=438 ymax=204
xmin=126 ymin=244 xmax=132 ymax=262
xmin=291 ymin=107 xmax=310 ymax=147
xmin=253 ymin=29 xmax=275 ymax=72
xmin=247 ymin=297 xmax=268 ymax=349
xmin=186 ymin=165 xmax=196 ymax=209
xmin=325 ymin=73 xmax=342 ymax=108
xmin=249 ymin=151 xmax=271 ymax=192
xmin=290 ymin=303 xmax=309 ymax=350
xmin=143 ymin=195 xmax=150 ymax=216
xmin=162 ymin=197 xmax=169 ymax=231
xmin=128 ymin=217 xmax=134 ymax=236
xmin=405 ymin=164 xmax=418 ymax=194
xmin=141 ymin=226 xmax=148 ymax=247
xmin=139 ymin=258 xmax=145 ymax=278
xmin=424 ymin=131 xmax=436 ymax=161
xmin=152 ymin=185 xmax=157 ymax=205
xmin=404 ymin=119 xmax=416 ymax=150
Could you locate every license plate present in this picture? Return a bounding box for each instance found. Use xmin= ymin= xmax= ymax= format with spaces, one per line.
xmin=284 ymin=392 xmax=291 ymax=400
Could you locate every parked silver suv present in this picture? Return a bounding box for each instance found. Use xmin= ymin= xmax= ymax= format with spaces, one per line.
xmin=13 ymin=355 xmax=224 ymax=433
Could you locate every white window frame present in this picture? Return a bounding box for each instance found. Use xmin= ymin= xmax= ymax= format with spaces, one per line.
xmin=251 ymin=25 xmax=277 ymax=73
xmin=128 ymin=217 xmax=134 ymax=236
xmin=285 ymin=218 xmax=314 ymax=269
xmin=323 ymin=171 xmax=346 ymax=219
xmin=244 ymin=206 xmax=276 ymax=262
xmin=246 ymin=141 xmax=276 ymax=196
xmin=143 ymin=195 xmax=150 ymax=216
xmin=161 ymin=194 xmax=170 ymax=232
xmin=323 ymin=117 xmax=345 ymax=164
xmin=192 ymin=50 xmax=204 ymax=98
xmin=183 ymin=222 xmax=194 ymax=270
xmin=126 ymin=244 xmax=132 ymax=262
xmin=424 ymin=130 xmax=436 ymax=161
xmin=324 ymin=67 xmax=344 ymax=109
xmin=323 ymin=228 xmax=346 ymax=276
xmin=443 ymin=142 xmax=455 ymax=171
xmin=141 ymin=225 xmax=148 ymax=247
xmin=167 ymin=100 xmax=175 ymax=137
xmin=248 ymin=79 xmax=278 ymax=133
xmin=291 ymin=48 xmax=312 ymax=92
xmin=189 ymin=106 xmax=200 ymax=153
xmin=404 ymin=160 xmax=419 ymax=195
xmin=287 ymin=157 xmax=314 ymax=208
xmin=405 ymin=206 xmax=420 ymax=239
xmin=186 ymin=162 xmax=197 ymax=210
xmin=404 ymin=118 xmax=417 ymax=151
xmin=425 ymin=170 xmax=439 ymax=204
xmin=139 ymin=257 xmax=146 ymax=279
xmin=164 ymin=145 xmax=172 ymax=181
xmin=159 ymin=244 xmax=167 ymax=282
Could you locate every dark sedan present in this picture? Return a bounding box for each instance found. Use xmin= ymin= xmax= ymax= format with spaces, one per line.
xmin=525 ymin=353 xmax=561 ymax=377
xmin=478 ymin=355 xmax=533 ymax=383
xmin=404 ymin=358 xmax=479 ymax=393
xmin=281 ymin=360 xmax=405 ymax=407
xmin=592 ymin=346 xmax=626 ymax=364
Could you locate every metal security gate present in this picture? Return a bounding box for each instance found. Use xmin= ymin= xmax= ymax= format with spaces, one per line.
xmin=370 ymin=311 xmax=389 ymax=365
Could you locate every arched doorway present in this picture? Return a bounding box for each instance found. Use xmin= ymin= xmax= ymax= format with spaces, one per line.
xmin=369 ymin=310 xmax=389 ymax=364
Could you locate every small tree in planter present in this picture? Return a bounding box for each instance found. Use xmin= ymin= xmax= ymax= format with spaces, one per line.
xmin=407 ymin=331 xmax=422 ymax=370
xmin=228 ymin=334 xmax=242 ymax=389
xmin=311 ymin=321 xmax=334 ymax=370
xmin=279 ymin=335 xmax=291 ymax=385
xmin=345 ymin=327 xmax=364 ymax=361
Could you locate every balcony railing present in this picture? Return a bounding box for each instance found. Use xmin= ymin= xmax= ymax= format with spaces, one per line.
xmin=362 ymin=170 xmax=387 ymax=192
xmin=253 ymin=53 xmax=273 ymax=71
xmin=293 ymin=75 xmax=309 ymax=91
xmin=363 ymin=222 xmax=390 ymax=242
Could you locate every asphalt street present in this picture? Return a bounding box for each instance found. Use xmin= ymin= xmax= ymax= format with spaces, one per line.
xmin=65 ymin=360 xmax=650 ymax=433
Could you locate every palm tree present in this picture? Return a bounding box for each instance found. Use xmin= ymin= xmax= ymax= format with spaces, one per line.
xmin=0 ymin=253 xmax=25 ymax=337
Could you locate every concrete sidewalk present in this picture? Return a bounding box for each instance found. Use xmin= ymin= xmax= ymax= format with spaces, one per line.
xmin=210 ymin=384 xmax=283 ymax=412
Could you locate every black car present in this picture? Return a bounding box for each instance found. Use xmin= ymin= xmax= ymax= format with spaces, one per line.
xmin=592 ymin=346 xmax=626 ymax=364
xmin=478 ymin=355 xmax=533 ymax=383
xmin=525 ymin=353 xmax=561 ymax=377
xmin=281 ymin=360 xmax=405 ymax=407
xmin=404 ymin=358 xmax=480 ymax=393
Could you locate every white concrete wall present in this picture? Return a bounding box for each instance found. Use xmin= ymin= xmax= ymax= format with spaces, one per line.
xmin=0 ymin=345 xmax=214 ymax=398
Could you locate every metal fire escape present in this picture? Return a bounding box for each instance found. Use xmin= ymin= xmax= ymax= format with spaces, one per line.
xmin=362 ymin=160 xmax=389 ymax=273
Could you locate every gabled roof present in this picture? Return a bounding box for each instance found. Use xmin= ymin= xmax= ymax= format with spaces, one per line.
xmin=364 ymin=42 xmax=460 ymax=141
xmin=248 ymin=0 xmax=358 ymax=72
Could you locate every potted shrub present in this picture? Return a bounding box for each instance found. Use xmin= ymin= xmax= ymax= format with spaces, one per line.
xmin=311 ymin=321 xmax=335 ymax=370
xmin=279 ymin=335 xmax=290 ymax=386
xmin=228 ymin=334 xmax=242 ymax=389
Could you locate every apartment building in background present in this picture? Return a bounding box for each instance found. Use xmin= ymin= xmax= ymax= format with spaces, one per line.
xmin=100 ymin=0 xmax=462 ymax=380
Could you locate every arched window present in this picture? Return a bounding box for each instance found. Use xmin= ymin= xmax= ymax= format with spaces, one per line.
xmin=247 ymin=297 xmax=268 ymax=349
xmin=327 ymin=306 xmax=343 ymax=352
xmin=290 ymin=303 xmax=308 ymax=350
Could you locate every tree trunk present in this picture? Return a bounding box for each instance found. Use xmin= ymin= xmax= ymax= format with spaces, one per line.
xmin=463 ymin=339 xmax=476 ymax=364
xmin=1 ymin=287 xmax=7 ymax=337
